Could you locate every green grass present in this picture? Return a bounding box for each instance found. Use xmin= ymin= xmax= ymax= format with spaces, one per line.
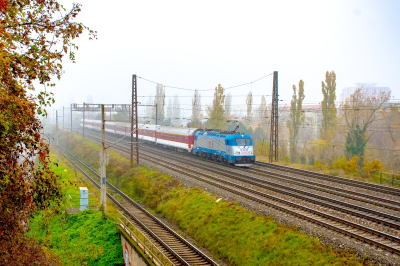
xmin=57 ymin=132 xmax=368 ymax=266
xmin=158 ymin=189 xmax=365 ymax=266
xmin=28 ymin=152 xmax=124 ymax=266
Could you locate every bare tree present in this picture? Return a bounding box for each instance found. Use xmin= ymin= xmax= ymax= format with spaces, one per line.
xmin=341 ymin=88 xmax=390 ymax=167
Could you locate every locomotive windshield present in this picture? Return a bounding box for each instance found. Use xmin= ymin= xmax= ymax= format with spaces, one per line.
xmin=235 ymin=138 xmax=251 ymax=146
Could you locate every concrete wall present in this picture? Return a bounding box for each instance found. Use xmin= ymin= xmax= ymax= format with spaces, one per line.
xmin=121 ymin=235 xmax=148 ymax=266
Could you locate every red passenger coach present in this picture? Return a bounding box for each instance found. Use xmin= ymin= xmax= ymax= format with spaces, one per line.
xmin=81 ymin=119 xmax=202 ymax=152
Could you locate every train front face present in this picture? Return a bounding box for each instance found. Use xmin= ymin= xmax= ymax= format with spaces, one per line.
xmin=225 ymin=134 xmax=255 ymax=167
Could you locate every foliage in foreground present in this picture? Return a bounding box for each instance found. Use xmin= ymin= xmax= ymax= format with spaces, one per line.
xmin=0 ymin=0 xmax=95 ymax=264
xmin=28 ymin=153 xmax=123 ymax=266
xmin=60 ymin=133 xmax=367 ymax=266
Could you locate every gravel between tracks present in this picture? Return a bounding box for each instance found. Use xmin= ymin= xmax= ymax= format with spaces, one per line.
xmin=113 ymin=148 xmax=400 ymax=266
xmin=84 ymin=131 xmax=400 ymax=265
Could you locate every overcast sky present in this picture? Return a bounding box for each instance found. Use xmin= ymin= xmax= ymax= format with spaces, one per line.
xmin=49 ymin=0 xmax=400 ymax=118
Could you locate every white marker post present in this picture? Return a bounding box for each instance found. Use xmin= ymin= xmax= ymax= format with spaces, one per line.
xmin=80 ymin=187 xmax=88 ymax=211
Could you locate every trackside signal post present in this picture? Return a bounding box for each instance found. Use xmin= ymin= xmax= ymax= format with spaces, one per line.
xmin=131 ymin=74 xmax=139 ymax=166
xmin=100 ymin=105 xmax=108 ymax=213
xmin=269 ymin=71 xmax=278 ymax=162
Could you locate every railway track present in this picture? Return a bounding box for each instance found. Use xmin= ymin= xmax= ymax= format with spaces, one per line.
xmin=138 ymin=142 xmax=400 ymax=212
xmin=65 ymin=129 xmax=400 ymax=256
xmin=255 ymin=161 xmax=400 ymax=197
xmin=55 ymin=143 xmax=218 ymax=266
xmin=91 ymin=129 xmax=400 ymax=212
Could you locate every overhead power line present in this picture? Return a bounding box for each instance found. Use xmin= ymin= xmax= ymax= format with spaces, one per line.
xmin=137 ymin=73 xmax=274 ymax=92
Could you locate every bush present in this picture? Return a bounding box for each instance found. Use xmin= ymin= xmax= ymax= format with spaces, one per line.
xmin=363 ymin=159 xmax=383 ymax=177
xmin=345 ymin=155 xmax=359 ymax=173
xmin=315 ymin=160 xmax=323 ymax=168
xmin=283 ymin=155 xmax=290 ymax=163
xmin=332 ymin=156 xmax=346 ymax=170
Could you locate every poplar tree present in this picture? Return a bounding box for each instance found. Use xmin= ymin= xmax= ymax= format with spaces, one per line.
xmin=153 ymin=84 xmax=165 ymax=124
xmin=287 ymin=80 xmax=305 ymax=163
xmin=172 ymin=94 xmax=181 ymax=126
xmin=191 ymin=89 xmax=201 ymax=127
xmin=246 ymin=91 xmax=253 ymax=121
xmin=206 ymin=84 xmax=226 ymax=129
xmin=166 ymin=98 xmax=173 ymax=125
xmin=321 ymin=71 xmax=337 ymax=141
xmin=225 ymin=92 xmax=232 ymax=119
xmin=259 ymin=95 xmax=268 ymax=124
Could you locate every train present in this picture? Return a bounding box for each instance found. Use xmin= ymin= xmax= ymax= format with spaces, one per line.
xmin=81 ymin=119 xmax=255 ymax=167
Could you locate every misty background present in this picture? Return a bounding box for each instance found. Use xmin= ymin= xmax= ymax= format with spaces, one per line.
xmin=44 ymin=0 xmax=399 ymax=117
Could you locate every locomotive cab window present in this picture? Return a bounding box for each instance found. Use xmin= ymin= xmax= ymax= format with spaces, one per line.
xmin=235 ymin=138 xmax=251 ymax=146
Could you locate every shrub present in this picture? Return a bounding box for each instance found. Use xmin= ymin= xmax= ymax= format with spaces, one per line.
xmin=363 ymin=159 xmax=383 ymax=176
xmin=283 ymin=155 xmax=290 ymax=163
xmin=315 ymin=160 xmax=323 ymax=168
xmin=345 ymin=155 xmax=359 ymax=173
xmin=332 ymin=156 xmax=346 ymax=170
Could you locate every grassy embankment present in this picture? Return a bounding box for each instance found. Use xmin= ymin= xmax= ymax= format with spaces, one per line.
xmin=59 ymin=132 xmax=369 ymax=266
xmin=27 ymin=151 xmax=124 ymax=266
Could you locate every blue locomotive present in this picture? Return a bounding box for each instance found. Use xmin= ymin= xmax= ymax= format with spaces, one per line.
xmin=193 ymin=130 xmax=255 ymax=167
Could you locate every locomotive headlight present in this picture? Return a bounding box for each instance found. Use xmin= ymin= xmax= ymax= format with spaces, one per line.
xmin=249 ymin=151 xmax=252 ymax=154
xmin=235 ymin=152 xmax=239 ymax=155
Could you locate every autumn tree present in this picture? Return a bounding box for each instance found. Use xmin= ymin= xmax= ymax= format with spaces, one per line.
xmin=373 ymin=102 xmax=400 ymax=171
xmin=246 ymin=91 xmax=253 ymax=121
xmin=287 ymin=80 xmax=305 ymax=163
xmin=206 ymin=84 xmax=225 ymax=129
xmin=166 ymin=98 xmax=173 ymax=125
xmin=191 ymin=89 xmax=201 ymax=127
xmin=0 ymin=1 xmax=95 ymax=264
xmin=153 ymin=84 xmax=165 ymax=124
xmin=341 ymin=88 xmax=390 ymax=167
xmin=321 ymin=71 xmax=337 ymax=141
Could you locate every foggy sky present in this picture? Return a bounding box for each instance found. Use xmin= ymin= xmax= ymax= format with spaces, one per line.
xmin=47 ymin=0 xmax=400 ymax=118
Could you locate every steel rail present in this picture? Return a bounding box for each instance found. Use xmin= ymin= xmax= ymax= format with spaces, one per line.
xmin=142 ymin=152 xmax=400 ymax=228
xmin=73 ymin=128 xmax=400 ymax=211
xmin=255 ymin=161 xmax=400 ymax=197
xmin=56 ymin=145 xmax=190 ymax=266
xmin=65 ymin=129 xmax=400 ymax=254
xmin=57 ymin=144 xmax=218 ymax=266
xmin=116 ymin=147 xmax=400 ymax=255
xmin=68 ymin=131 xmax=400 ymax=254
